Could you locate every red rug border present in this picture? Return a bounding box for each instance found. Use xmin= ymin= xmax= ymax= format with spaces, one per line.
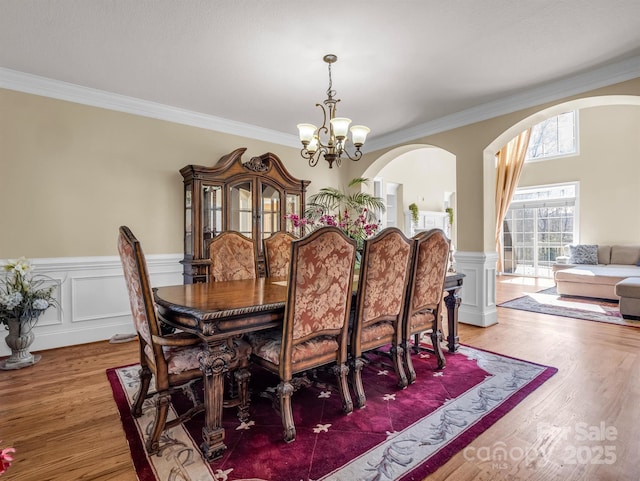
xmin=399 ymin=346 xmax=557 ymax=480
xmin=107 ymin=347 xmax=558 ymax=481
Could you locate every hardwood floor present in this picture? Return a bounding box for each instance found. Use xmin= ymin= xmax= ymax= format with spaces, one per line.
xmin=1 ymin=275 xmax=638 ymax=480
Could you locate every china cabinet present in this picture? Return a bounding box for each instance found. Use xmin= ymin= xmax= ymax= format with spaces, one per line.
xmin=180 ymin=148 xmax=310 ymax=283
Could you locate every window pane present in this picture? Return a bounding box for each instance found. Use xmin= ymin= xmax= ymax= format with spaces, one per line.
xmin=526 ymin=111 xmax=577 ymax=161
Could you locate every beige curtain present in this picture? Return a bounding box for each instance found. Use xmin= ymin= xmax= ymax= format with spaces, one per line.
xmin=495 ymin=129 xmax=531 ymax=272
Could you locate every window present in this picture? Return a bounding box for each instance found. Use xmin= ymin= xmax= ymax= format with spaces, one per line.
xmin=502 ymin=183 xmax=578 ymax=278
xmin=526 ymin=111 xmax=577 ymax=161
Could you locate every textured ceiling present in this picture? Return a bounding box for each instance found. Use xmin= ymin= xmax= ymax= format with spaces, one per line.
xmin=2 ymin=0 xmax=640 ymax=149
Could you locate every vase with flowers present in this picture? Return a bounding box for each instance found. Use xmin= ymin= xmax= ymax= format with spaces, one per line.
xmin=0 ymin=257 xmax=58 ymax=370
xmin=287 ymin=178 xmax=384 ymax=264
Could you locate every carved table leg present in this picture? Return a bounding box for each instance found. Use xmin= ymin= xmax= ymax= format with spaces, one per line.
xmin=444 ymin=287 xmax=462 ymax=353
xmin=197 ymin=340 xmax=235 ymax=461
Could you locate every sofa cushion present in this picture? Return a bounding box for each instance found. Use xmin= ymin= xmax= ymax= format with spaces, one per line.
xmin=610 ymin=245 xmax=640 ymax=265
xmin=598 ymin=245 xmax=612 ymax=265
xmin=568 ymin=244 xmax=598 ymax=265
xmin=555 ymin=265 xmax=640 ymax=286
xmin=615 ymin=277 xmax=640 ymax=299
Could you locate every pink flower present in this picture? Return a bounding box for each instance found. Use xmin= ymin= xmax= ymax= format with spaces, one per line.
xmin=0 ymin=443 xmax=15 ymax=475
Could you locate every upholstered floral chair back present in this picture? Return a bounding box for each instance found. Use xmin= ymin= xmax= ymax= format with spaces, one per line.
xmin=410 ymin=228 xmax=450 ymax=312
xmin=209 ymin=231 xmax=257 ymax=282
xmin=281 ymin=226 xmax=356 ymax=371
xmin=349 ymin=228 xmax=413 ymax=401
xmin=117 ymin=226 xmax=159 ymax=352
xmin=264 ymin=231 xmax=296 ymax=278
xmin=359 ymin=228 xmax=412 ymax=324
xmin=289 ymin=227 xmax=356 ymax=341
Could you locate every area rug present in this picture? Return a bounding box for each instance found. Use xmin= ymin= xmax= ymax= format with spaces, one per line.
xmin=107 ymin=346 xmax=556 ymax=481
xmin=498 ymin=286 xmax=640 ymax=328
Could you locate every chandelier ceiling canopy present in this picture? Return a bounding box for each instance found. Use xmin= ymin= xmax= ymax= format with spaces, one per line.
xmin=297 ymin=54 xmax=370 ymax=169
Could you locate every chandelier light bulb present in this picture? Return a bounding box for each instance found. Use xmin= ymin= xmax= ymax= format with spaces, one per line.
xmin=350 ymin=125 xmax=370 ymax=147
xmin=307 ymin=136 xmax=319 ymax=153
xmin=330 ymin=117 xmax=351 ymax=140
xmin=297 ymin=123 xmax=317 ymax=144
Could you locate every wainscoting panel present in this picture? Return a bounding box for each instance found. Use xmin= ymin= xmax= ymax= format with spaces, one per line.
xmin=0 ymin=254 xmax=183 ymax=357
xmin=454 ymin=251 xmax=499 ymax=327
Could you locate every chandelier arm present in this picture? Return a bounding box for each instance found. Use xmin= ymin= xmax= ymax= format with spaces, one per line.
xmin=316 ymin=103 xmax=329 ymax=134
xmin=340 ymin=147 xmax=363 ymax=162
xmin=301 ymin=146 xmax=327 ymax=168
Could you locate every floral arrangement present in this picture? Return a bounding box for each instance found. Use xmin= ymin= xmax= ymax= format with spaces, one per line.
xmin=0 ymin=442 xmax=15 ymax=476
xmin=0 ymin=257 xmax=58 ymax=333
xmin=288 ymin=178 xmax=384 ymax=249
xmin=288 ymin=209 xmax=380 ymax=248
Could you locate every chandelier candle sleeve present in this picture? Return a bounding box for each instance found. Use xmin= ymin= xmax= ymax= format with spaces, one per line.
xmin=297 ymin=54 xmax=369 ymax=168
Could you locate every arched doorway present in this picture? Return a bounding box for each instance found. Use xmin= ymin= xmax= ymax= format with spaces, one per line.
xmin=362 ymin=144 xmax=457 ymax=243
xmin=484 ymin=95 xmax=640 ymax=277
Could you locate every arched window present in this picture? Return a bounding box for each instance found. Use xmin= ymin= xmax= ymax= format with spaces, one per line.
xmin=526 ymin=111 xmax=577 ymax=161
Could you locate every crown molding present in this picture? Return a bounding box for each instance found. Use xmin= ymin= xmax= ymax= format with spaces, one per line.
xmin=0 ymin=67 xmax=300 ymax=148
xmin=365 ymin=55 xmax=640 ymax=152
xmin=3 ymin=55 xmax=640 ymax=154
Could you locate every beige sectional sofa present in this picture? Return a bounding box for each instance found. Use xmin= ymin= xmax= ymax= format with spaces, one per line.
xmin=553 ymin=245 xmax=640 ymax=301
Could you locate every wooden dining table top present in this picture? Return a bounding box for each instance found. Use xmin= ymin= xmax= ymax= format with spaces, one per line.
xmin=153 ymin=272 xmax=464 ymax=331
xmin=155 ymin=277 xmax=289 ymax=318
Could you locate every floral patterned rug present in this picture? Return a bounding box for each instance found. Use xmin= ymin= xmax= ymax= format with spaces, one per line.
xmin=107 ymin=346 xmax=556 ymax=481
xmin=498 ymin=287 xmax=640 ymax=328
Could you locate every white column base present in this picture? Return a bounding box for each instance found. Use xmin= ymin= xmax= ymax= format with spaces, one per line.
xmin=452 ymin=250 xmax=498 ymax=327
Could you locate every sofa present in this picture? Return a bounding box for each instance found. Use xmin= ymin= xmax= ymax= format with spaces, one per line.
xmin=553 ymin=244 xmax=640 ymax=301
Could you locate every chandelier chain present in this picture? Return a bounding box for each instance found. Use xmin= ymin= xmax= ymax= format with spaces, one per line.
xmin=327 ymin=61 xmax=335 ymax=99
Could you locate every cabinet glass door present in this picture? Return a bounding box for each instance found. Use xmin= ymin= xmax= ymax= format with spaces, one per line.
xmin=202 ymin=185 xmax=223 ymax=252
xmin=286 ymin=193 xmax=301 ymax=235
xmin=230 ymin=182 xmax=253 ymax=237
xmin=261 ymin=183 xmax=281 ymax=244
xmin=185 ymin=187 xmax=193 ymax=255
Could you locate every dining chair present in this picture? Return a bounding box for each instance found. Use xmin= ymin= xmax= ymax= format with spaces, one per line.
xmin=247 ymin=226 xmax=357 ymax=442
xmin=263 ymin=230 xmax=296 ymax=278
xmin=117 ymin=226 xmax=252 ymax=455
xmin=403 ymin=228 xmax=450 ymax=383
xmin=350 ymin=227 xmax=413 ymax=407
xmin=209 ymin=231 xmax=257 ymax=281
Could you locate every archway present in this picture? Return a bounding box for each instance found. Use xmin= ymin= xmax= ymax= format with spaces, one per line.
xmin=483 ymin=94 xmax=640 ymax=273
xmin=362 ymin=144 xmax=457 ymax=241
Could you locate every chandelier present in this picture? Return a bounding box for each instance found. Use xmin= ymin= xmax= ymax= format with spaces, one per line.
xmin=297 ymin=54 xmax=370 ymax=168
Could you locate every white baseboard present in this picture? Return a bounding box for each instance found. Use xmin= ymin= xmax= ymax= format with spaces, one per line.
xmin=0 ymin=254 xmax=183 ymax=357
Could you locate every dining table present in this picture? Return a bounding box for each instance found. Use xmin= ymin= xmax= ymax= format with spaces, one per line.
xmin=153 ymin=271 xmax=465 ymax=460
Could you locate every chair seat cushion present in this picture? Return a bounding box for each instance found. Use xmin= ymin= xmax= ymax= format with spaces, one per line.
xmin=410 ymin=311 xmax=436 ymax=331
xmin=145 ymin=344 xmax=201 ymax=374
xmin=145 ymin=338 xmax=252 ymax=375
xmin=362 ymin=321 xmax=395 ymax=344
xmin=248 ymin=330 xmax=338 ymax=366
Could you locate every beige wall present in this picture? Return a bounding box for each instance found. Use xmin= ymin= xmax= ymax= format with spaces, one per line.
xmin=3 ymin=77 xmax=640 ymax=259
xmin=0 ymin=89 xmax=341 ymax=258
xmin=519 ymin=105 xmax=640 ymax=244
xmin=355 ymin=77 xmax=640 ymax=252
xmin=376 ymin=147 xmax=456 ymax=211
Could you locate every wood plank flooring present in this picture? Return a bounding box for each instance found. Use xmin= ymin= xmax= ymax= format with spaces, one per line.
xmin=1 ymin=275 xmax=638 ymax=480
